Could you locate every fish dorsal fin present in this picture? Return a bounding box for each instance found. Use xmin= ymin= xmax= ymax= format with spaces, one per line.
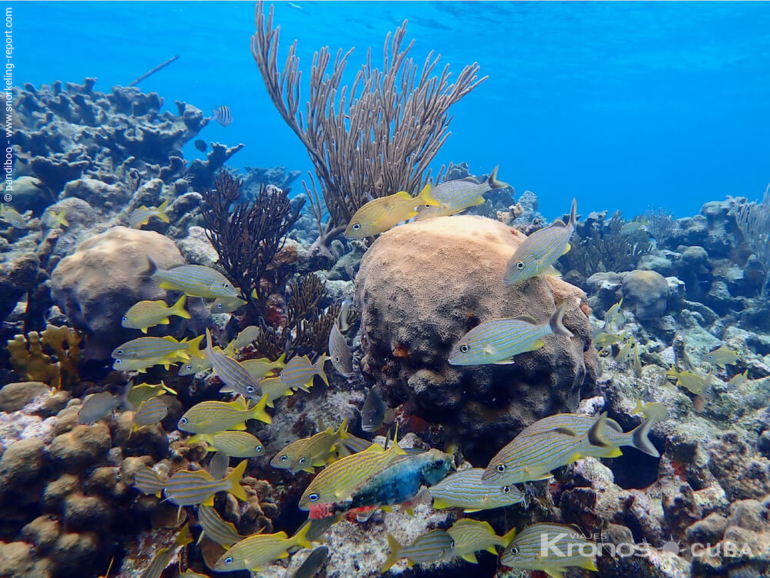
xmin=460 ymin=177 xmax=479 ymax=183
xmin=395 ymin=191 xmax=413 ymax=199
xmin=514 ymin=315 xmax=538 ymax=324
xmin=550 ymin=219 xmax=567 ymax=228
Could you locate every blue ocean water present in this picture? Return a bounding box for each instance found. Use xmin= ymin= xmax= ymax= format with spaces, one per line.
xmin=14 ymin=1 xmax=770 ymax=219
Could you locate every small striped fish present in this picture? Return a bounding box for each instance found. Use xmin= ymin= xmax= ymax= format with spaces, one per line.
xmin=78 ymin=392 xmax=120 ymax=425
xmin=344 ymin=183 xmax=440 ymax=239
xmin=205 ymin=329 xmax=262 ymax=398
xmin=121 ymin=294 xmax=190 ymax=333
xmin=242 ymin=355 xmax=286 ymax=380
xmin=499 ymin=522 xmax=598 ymax=575
xmin=112 ymin=335 xmax=203 ymax=361
xmin=225 ymin=326 xmax=261 ymax=355
xmin=429 ymin=468 xmax=525 ymax=512
xmin=113 ymin=356 xmax=179 ymax=373
xmin=126 ymin=381 xmax=177 ymax=410
xmin=205 ymin=451 xmax=229 ymax=480
xmin=210 ymin=296 xmax=248 ymax=314
xmin=197 ymin=504 xmax=244 ymax=546
xmin=189 ymin=431 xmax=265 ymax=458
xmin=280 ymin=354 xmax=329 ymax=392
xmin=133 ymin=466 xmax=168 ymax=497
xmin=164 ymin=460 xmax=248 ymax=506
xmin=141 ymin=524 xmax=193 ymax=578
xmin=271 ymin=420 xmax=349 ymax=474
xmin=382 ymin=529 xmax=455 ymax=572
xmin=447 ymin=519 xmax=516 ymax=564
xmin=448 ymin=301 xmax=573 ymax=365
xmin=214 ymin=525 xmax=312 ymax=573
xmin=178 ymin=350 xmax=214 ymax=376
xmin=212 ymin=105 xmax=233 ymax=127
xmin=129 ymin=200 xmax=170 ymax=229
xmin=257 ymin=376 xmax=295 ymax=408
xmin=149 ymin=257 xmax=239 ymax=299
xmin=328 ymin=323 xmax=354 ymax=377
xmin=291 ymin=546 xmax=329 ymax=578
xmin=177 ymin=395 xmax=271 ymax=434
xmin=132 ymin=397 xmax=168 ymax=431
xmin=503 ymin=198 xmax=577 ymax=285
xmin=416 ymin=166 xmax=509 ymax=220
xmin=298 ymin=437 xmax=406 ymax=510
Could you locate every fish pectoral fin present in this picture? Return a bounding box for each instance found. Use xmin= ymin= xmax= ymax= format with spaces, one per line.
xmin=485 ymin=546 xmax=498 ymax=555
xmin=141 ymin=327 xmax=148 ymax=334
xmin=277 ymin=551 xmax=289 ymax=559
xmin=471 ymin=195 xmax=486 ymax=206
xmin=543 ymin=265 xmax=562 ymax=277
xmin=233 ymin=422 xmax=247 ymax=431
xmin=562 ymin=242 xmax=572 ymax=255
xmin=159 ymin=318 xmax=170 ymax=325
xmin=201 ymin=495 xmax=215 ymax=507
xmin=493 ymin=358 xmax=516 ymax=365
xmin=158 ymin=281 xmax=175 ymax=290
xmin=532 ymin=339 xmax=546 ymax=350
xmin=461 ymin=553 xmax=479 ymax=564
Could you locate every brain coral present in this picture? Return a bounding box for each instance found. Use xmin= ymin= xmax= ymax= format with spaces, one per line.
xmin=355 ymin=215 xmax=599 ymax=463
xmin=50 ymin=226 xmax=207 ymax=360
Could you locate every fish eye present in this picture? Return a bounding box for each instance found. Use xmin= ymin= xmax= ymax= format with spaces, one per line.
xmin=224 ymin=283 xmax=231 ymax=288
xmin=516 ymin=261 xmax=524 ymax=270
xmin=224 ymin=556 xmax=233 ymax=566
xmin=256 ymin=446 xmax=263 ymax=453
xmin=436 ymin=460 xmax=445 ymax=467
xmin=116 ymin=349 xmax=124 ymax=355
xmin=309 ymin=493 xmax=319 ymax=502
xmin=298 ymin=457 xmax=306 ymax=464
xmin=509 ymin=546 xmax=519 ymax=556
xmin=352 ymin=223 xmax=361 ymax=231
xmin=502 ymin=486 xmax=511 ymax=494
xmin=185 ymin=364 xmax=192 ymax=370
xmin=334 ymin=356 xmax=340 ymax=362
xmin=121 ymin=316 xmax=127 ymax=322
xmin=497 ymin=464 xmax=506 ymax=473
xmin=246 ymin=386 xmax=255 ymax=393
xmin=460 ymin=345 xmax=469 ymax=353
xmin=280 ymin=455 xmax=288 ymax=462
xmin=179 ymin=417 xmax=188 ymax=425
xmin=115 ymin=359 xmax=122 ymax=365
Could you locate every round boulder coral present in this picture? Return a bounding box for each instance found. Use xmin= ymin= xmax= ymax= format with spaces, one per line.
xmin=49 ymin=226 xmax=209 ymax=359
xmin=621 ymin=270 xmax=670 ymax=320
xmin=355 ymin=215 xmax=598 ymax=463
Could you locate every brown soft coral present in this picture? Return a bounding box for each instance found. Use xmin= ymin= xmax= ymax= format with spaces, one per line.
xmin=7 ymin=325 xmax=82 ymax=388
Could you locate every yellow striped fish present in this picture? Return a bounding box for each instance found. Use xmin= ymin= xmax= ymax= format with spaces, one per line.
xmin=448 ymin=301 xmax=573 ymax=365
xmin=416 ymin=166 xmax=509 ymax=220
xmin=132 ymin=397 xmax=168 ymax=432
xmin=177 ymin=395 xmax=271 ymax=434
xmin=140 ymin=523 xmax=193 ymax=578
xmin=447 ymin=519 xmax=516 ymax=564
xmin=205 ymin=329 xmax=262 ymax=398
xmin=242 ymin=354 xmax=286 ymax=380
xmin=113 ymin=356 xmax=180 ymax=373
xmin=271 ymin=420 xmax=349 ymax=474
xmin=197 ymin=504 xmax=244 ymax=547
xmin=632 ymin=401 xmax=669 ymax=423
xmin=499 ymin=522 xmax=598 ymax=576
xmin=178 ymin=350 xmax=215 ymax=376
xmin=125 ymin=380 xmax=177 ymax=409
xmin=210 ymin=296 xmax=248 ymax=314
xmin=112 ymin=335 xmax=204 ymax=361
xmin=344 ymin=183 xmax=440 ymax=239
xmin=482 ymin=413 xmax=613 ymax=485
xmin=299 ymin=435 xmax=406 ymax=510
xmin=214 ymin=524 xmax=312 ymax=573
xmin=382 ymin=529 xmax=455 ymax=572
xmin=256 ymin=376 xmax=295 ymax=408
xmin=129 ymin=200 xmax=170 ymax=229
xmin=212 ymin=105 xmax=233 ymax=127
xmin=503 ymin=198 xmax=577 ymax=285
xmin=148 ymin=257 xmax=240 ymax=299
xmin=328 ymin=324 xmax=354 ymax=377
xmin=48 ymin=208 xmax=69 ymax=228
xmin=133 ymin=466 xmax=167 ymax=498
xmin=122 ymin=295 xmax=190 ymax=333
xmin=291 ymin=546 xmax=329 ymax=578
xmin=205 ymin=451 xmax=229 ymax=480
xmin=0 ymin=205 xmax=29 ymax=229
xmin=224 ymin=326 xmax=261 ymax=355
xmin=164 ymin=460 xmax=249 ymax=506
xmin=429 ymin=468 xmax=525 ymax=512
xmin=280 ymin=354 xmax=329 ymax=392
xmin=189 ymin=431 xmax=265 ymax=458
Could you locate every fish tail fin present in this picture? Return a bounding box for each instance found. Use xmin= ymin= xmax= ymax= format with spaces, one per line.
xmin=156 ymin=200 xmax=171 ymax=223
xmin=186 ymin=334 xmax=205 ymax=356
xmin=582 ymin=558 xmax=599 ymax=571
xmin=143 ymin=255 xmax=159 ymax=278
xmin=568 ymin=197 xmax=578 ymax=230
xmin=336 ymin=418 xmax=349 ymax=441
xmin=487 ymin=165 xmax=509 ymax=190
xmin=174 ymin=522 xmax=193 ymax=548
xmin=587 ymin=412 xmax=613 ymax=448
xmin=291 ymin=519 xmax=312 ymax=549
xmin=382 ymin=534 xmax=403 ymax=572
xmin=628 ymin=417 xmax=660 ymax=457
xmin=417 ymin=182 xmax=440 ymax=207
xmin=225 ymin=460 xmax=249 ymax=502
xmin=275 ymin=352 xmax=287 ymax=368
xmin=431 ymin=497 xmax=450 ymax=509
xmin=316 ymin=354 xmax=329 ymax=385
xmin=549 ymin=301 xmax=574 ymax=337
xmin=502 ymin=527 xmax=517 ymax=547
xmin=250 ymin=394 xmax=272 ymax=424
xmin=170 ymin=294 xmax=191 ymax=319
xmin=632 ymin=400 xmax=643 ymax=415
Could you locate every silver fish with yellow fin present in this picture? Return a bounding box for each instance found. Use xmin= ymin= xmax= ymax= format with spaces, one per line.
xmin=214 ymin=524 xmax=312 ymax=574
xmin=429 ymin=467 xmax=525 ymax=512
xmin=241 ymin=353 xmax=286 ymax=380
xmin=257 ymin=376 xmax=296 ymax=407
xmin=280 ymin=354 xmax=329 ymax=391
xmin=133 ymin=466 xmax=168 ymax=498
xmin=209 ymin=296 xmax=248 ymax=314
xmin=503 ymin=198 xmax=577 ymax=285
xmin=448 ymin=301 xmax=573 ymax=365
xmin=381 ymin=529 xmax=454 ymax=572
xmin=447 ymin=519 xmax=516 ymax=564
xmin=500 ymin=522 xmax=598 ymax=577
xmin=112 ymin=335 xmax=204 ymax=361
xmin=703 ymin=346 xmax=740 ymax=367
xmin=178 ymin=395 xmax=271 ymax=434
xmin=291 ymin=546 xmax=329 ymax=578
xmin=131 ymin=397 xmax=168 ymax=432
xmin=665 ymin=365 xmax=712 ymax=396
xmin=140 ymin=523 xmax=193 ymax=578
xmin=205 ymin=328 xmax=262 ymax=398
xmin=113 ymin=356 xmax=180 ymax=373
xmin=416 ymin=166 xmax=508 ymax=220
xmin=632 ymin=400 xmax=669 ymax=423
xmin=129 ymin=200 xmax=170 ymax=229
xmin=0 ymin=205 xmax=29 ymax=229
xmin=271 ymin=419 xmax=349 ymax=474
xmin=125 ymin=380 xmax=177 ymax=409
xmin=197 ymin=504 xmax=244 ymax=547
xmin=224 ymin=325 xmax=261 ymax=355
xmin=164 ymin=460 xmax=249 ymax=507
xmin=122 ymin=295 xmax=190 ymax=333
xmin=344 ymin=183 xmax=439 ymax=239
xmin=148 ymin=257 xmax=240 ymax=299
xmin=188 ymin=430 xmax=265 ymax=458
